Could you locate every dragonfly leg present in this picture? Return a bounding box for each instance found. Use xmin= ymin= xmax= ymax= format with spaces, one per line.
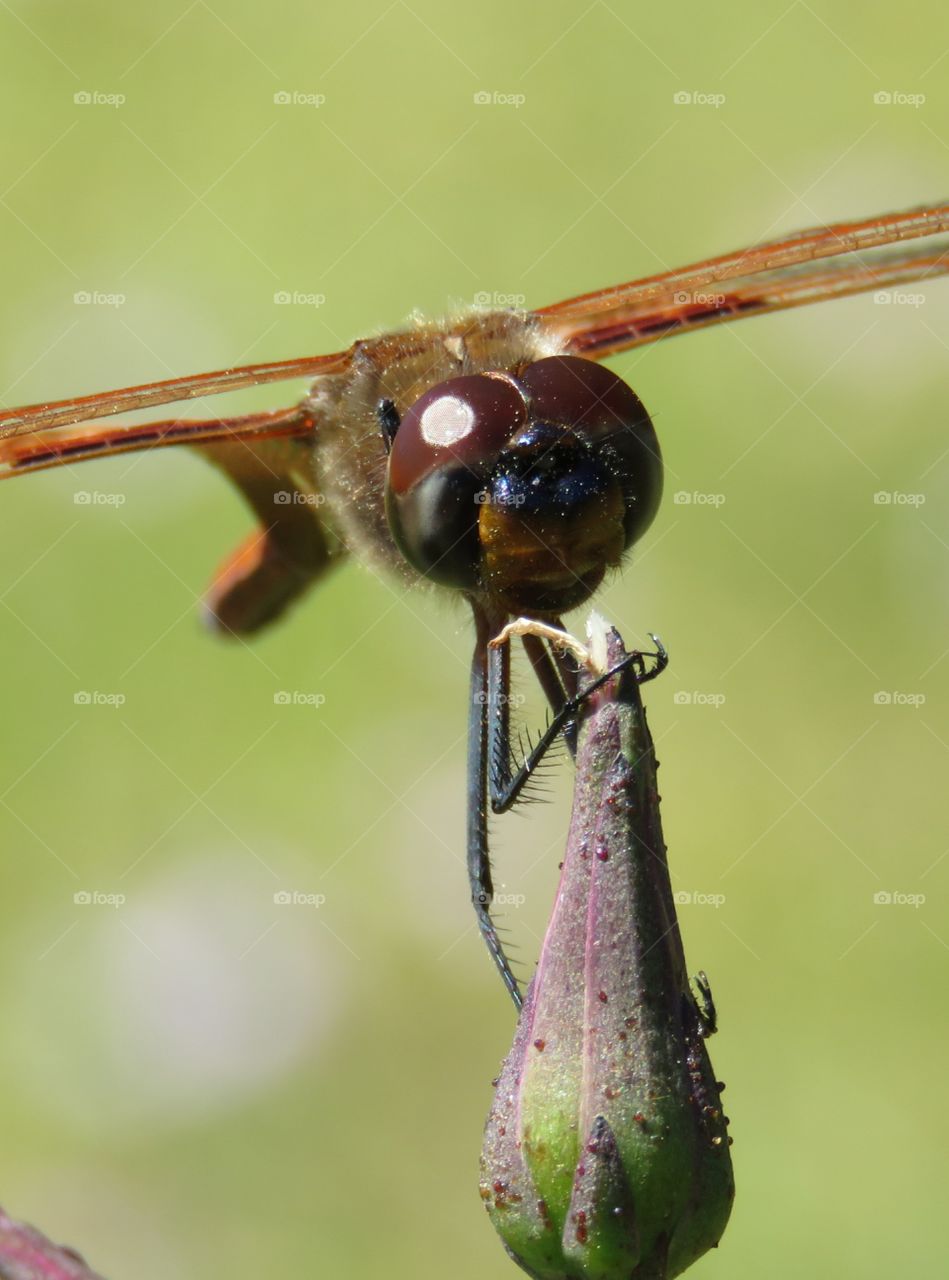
xmin=489 ymin=630 xmax=667 ymax=815
xmin=520 ymin=622 xmax=580 ymax=756
xmin=467 ymin=601 xmax=523 ymax=1008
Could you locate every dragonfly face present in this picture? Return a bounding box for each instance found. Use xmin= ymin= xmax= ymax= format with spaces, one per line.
xmin=1 ymin=203 xmax=947 ymax=1004
xmin=382 ymin=353 xmax=661 ymax=615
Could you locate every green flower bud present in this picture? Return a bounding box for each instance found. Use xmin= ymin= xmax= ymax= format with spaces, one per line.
xmin=480 ymin=624 xmax=734 ymax=1279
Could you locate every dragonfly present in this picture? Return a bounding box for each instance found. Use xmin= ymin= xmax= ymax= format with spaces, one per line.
xmin=1 ymin=203 xmax=947 ymax=1007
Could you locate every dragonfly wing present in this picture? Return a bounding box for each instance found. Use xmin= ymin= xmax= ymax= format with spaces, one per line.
xmin=0 ymin=349 xmax=353 ymax=441
xmin=0 ymin=405 xmax=315 ymax=479
xmin=536 ymin=204 xmax=949 ymax=358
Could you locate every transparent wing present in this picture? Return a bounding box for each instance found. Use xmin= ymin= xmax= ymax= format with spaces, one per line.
xmin=0 ymin=405 xmax=316 ymax=479
xmin=535 ymin=203 xmax=949 ymax=358
xmin=0 ymin=349 xmax=352 ymax=441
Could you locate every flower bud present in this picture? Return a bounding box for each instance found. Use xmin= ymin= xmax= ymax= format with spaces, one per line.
xmin=0 ymin=1204 xmax=107 ymax=1279
xmin=480 ymin=623 xmax=733 ymax=1278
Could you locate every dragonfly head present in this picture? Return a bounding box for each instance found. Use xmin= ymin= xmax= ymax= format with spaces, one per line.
xmin=383 ymin=355 xmax=662 ymax=618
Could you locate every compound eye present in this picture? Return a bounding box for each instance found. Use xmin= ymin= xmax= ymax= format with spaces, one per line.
xmin=385 ymin=374 xmax=527 ymax=588
xmin=519 ymin=355 xmax=662 ymax=547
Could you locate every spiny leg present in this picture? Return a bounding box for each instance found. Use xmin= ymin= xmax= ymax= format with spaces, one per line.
xmin=467 ymin=601 xmax=523 ymax=1008
xmin=489 ymin=627 xmax=667 ymax=815
xmin=520 ymin=623 xmax=580 ymax=756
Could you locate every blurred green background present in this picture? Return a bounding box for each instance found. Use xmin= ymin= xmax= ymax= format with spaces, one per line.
xmin=0 ymin=2 xmax=946 ymax=1276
